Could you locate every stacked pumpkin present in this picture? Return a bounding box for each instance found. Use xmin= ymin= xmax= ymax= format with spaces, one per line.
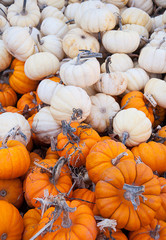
xmin=0 ymin=0 xmax=166 ymax=239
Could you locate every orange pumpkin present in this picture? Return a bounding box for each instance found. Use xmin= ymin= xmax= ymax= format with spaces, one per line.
xmin=9 ymin=59 xmax=39 ymax=94
xmin=153 ymin=105 xmax=166 ymax=128
xmin=0 ymin=105 xmax=21 ymax=115
xmin=95 ymin=160 xmax=161 ymax=231
xmin=155 ymin=126 xmax=166 ymax=145
xmin=131 ymin=141 xmax=166 ymax=175
xmin=129 ymin=219 xmax=166 ymax=240
xmin=97 ymin=228 xmax=128 ymax=240
xmin=45 ymin=146 xmax=60 ymax=159
xmin=121 ymin=91 xmax=154 ymax=123
xmin=155 ymin=177 xmax=166 ymax=221
xmin=0 ymin=83 xmax=17 ymax=107
xmin=0 ymin=200 xmax=24 ymax=240
xmin=72 ymin=188 xmax=96 ymax=210
xmin=57 ymin=122 xmax=101 ymax=167
xmin=0 ymin=178 xmax=23 ymax=208
xmin=86 ymin=139 xmax=135 ymax=183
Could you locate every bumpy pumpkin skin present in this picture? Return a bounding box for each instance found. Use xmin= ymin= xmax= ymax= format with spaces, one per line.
xmin=129 ymin=219 xmax=166 ymax=240
xmin=0 ymin=200 xmax=24 ymax=240
xmin=131 ymin=141 xmax=166 ymax=174
xmin=95 ymin=161 xmax=161 ymax=231
xmin=86 ymin=139 xmax=135 ymax=184
xmin=33 ymin=200 xmax=97 ymax=240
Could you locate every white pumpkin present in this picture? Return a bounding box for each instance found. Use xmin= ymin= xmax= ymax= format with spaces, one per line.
xmin=113 ymin=108 xmax=152 ymax=147
xmin=102 ymin=29 xmax=140 ymax=54
xmin=24 ymin=26 xmax=42 ymax=44
xmin=40 ymin=17 xmax=68 ymax=38
xmin=0 ymin=4 xmax=7 ymax=18
xmin=37 ymin=34 xmax=64 ymax=60
xmin=149 ymin=31 xmax=166 ymax=47
xmin=144 ymin=78 xmax=166 ymax=108
xmin=154 ymin=0 xmax=166 ymax=8
xmin=60 ymin=54 xmax=101 ymax=88
xmin=103 ymin=0 xmax=128 ymax=8
xmin=82 ymin=85 xmax=98 ymax=96
xmin=151 ymin=15 xmax=164 ymax=32
xmin=7 ymin=0 xmax=41 ymax=27
xmin=24 ymin=52 xmax=60 ymax=80
xmin=50 ymin=84 xmax=91 ymax=124
xmin=0 ymin=40 xmax=12 ymax=72
xmin=127 ymin=0 xmax=153 ymax=15
xmin=2 ymin=26 xmax=35 ymax=61
xmin=162 ymin=11 xmax=166 ymax=25
xmin=0 ymin=112 xmax=31 ymax=146
xmin=0 ymin=15 xmax=10 ymax=39
xmin=37 ymin=0 xmax=65 ymax=10
xmin=85 ymin=93 xmax=120 ymax=132
xmin=32 ymin=106 xmax=62 ymax=144
xmin=62 ymin=27 xmax=100 ymax=58
xmin=64 ymin=3 xmax=81 ymax=20
xmin=41 ymin=5 xmax=67 ymax=22
xmin=1 ymin=0 xmax=14 ymax=6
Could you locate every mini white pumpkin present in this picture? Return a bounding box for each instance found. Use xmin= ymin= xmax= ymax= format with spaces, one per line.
xmin=1 ymin=0 xmax=14 ymax=6
xmin=32 ymin=106 xmax=62 ymax=144
xmin=50 ymin=84 xmax=91 ymax=124
xmin=7 ymin=0 xmax=41 ymax=27
xmin=37 ymin=0 xmax=65 ymax=10
xmin=151 ymin=15 xmax=164 ymax=32
xmin=64 ymin=2 xmax=81 ymax=20
xmin=0 ymin=40 xmax=12 ymax=72
xmin=113 ymin=108 xmax=152 ymax=147
xmin=40 ymin=17 xmax=68 ymax=38
xmin=24 ymin=52 xmax=60 ymax=80
xmin=85 ymin=93 xmax=120 ymax=132
xmin=41 ymin=5 xmax=67 ymax=22
xmin=24 ymin=26 xmax=42 ymax=44
xmin=154 ymin=0 xmax=166 ymax=8
xmin=144 ymin=78 xmax=166 ymax=108
xmin=2 ymin=26 xmax=35 ymax=61
xmin=60 ymin=52 xmax=101 ymax=88
xmin=127 ymin=0 xmax=153 ymax=15
xmin=62 ymin=27 xmax=100 ymax=58
xmin=0 ymin=112 xmax=31 ymax=146
xmin=0 ymin=15 xmax=10 ymax=39
xmin=103 ymin=0 xmax=128 ymax=8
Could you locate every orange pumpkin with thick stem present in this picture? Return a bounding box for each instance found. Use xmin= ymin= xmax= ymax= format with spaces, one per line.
xmin=86 ymin=139 xmax=135 ymax=184
xmin=56 ymin=122 xmax=101 ymax=167
xmin=0 ymin=200 xmax=24 ymax=240
xmin=95 ymin=160 xmax=161 ymax=231
xmin=121 ymin=90 xmax=154 ymax=124
xmin=0 ymin=83 xmax=17 ymax=107
xmin=131 ymin=141 xmax=166 ymax=175
xmin=8 ymin=58 xmax=39 ymax=94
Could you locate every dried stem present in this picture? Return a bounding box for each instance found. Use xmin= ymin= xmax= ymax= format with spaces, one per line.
xmin=111 ymin=152 xmax=128 ymax=165
xmin=150 ymin=224 xmax=160 ymax=240
xmin=37 ymin=34 xmax=44 ymax=45
xmin=21 ymin=0 xmax=27 ymax=15
xmin=0 ymin=8 xmax=7 ymax=17
xmin=122 ymin=132 xmax=129 ymax=145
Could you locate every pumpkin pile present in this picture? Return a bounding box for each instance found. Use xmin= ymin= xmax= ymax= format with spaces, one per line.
xmin=1 ymin=0 xmax=166 ymax=239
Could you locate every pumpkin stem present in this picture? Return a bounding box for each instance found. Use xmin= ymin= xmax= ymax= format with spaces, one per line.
xmin=21 ymin=0 xmax=27 ymax=15
xmin=105 ymin=56 xmax=111 ymax=74
xmin=95 ymin=216 xmax=117 ymax=232
xmin=2 ymin=69 xmax=14 ymax=75
xmin=0 ymin=103 xmax=6 ymax=113
xmin=52 ymin=157 xmax=68 ymax=185
xmin=65 ymin=19 xmax=75 ymax=24
xmin=140 ymin=36 xmax=150 ymax=43
xmin=37 ymin=34 xmax=44 ymax=45
xmin=157 ymin=37 xmax=166 ymax=49
xmin=29 ymin=221 xmax=52 ymax=240
xmin=118 ymin=15 xmax=123 ymax=31
xmin=0 ymin=189 xmax=7 ymax=197
xmin=111 ymin=152 xmax=128 ymax=165
xmin=34 ymin=161 xmax=53 ymax=174
xmin=150 ymin=224 xmax=160 ymax=240
xmin=0 ymin=233 xmax=8 ymax=240
xmin=144 ymin=93 xmax=157 ymax=108
xmin=122 ymin=131 xmax=129 ymax=145
xmin=76 ymin=50 xmax=102 ymax=65
xmin=0 ymin=8 xmax=7 ymax=17
xmin=123 ymin=183 xmax=147 ymax=210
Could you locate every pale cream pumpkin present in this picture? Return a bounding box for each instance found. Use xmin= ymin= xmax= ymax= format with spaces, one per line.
xmin=154 ymin=0 xmax=166 ymax=8
xmin=102 ymin=29 xmax=140 ymax=54
xmin=7 ymin=0 xmax=41 ymax=27
xmin=40 ymin=17 xmax=68 ymax=38
xmin=107 ymin=3 xmax=120 ymax=24
xmin=0 ymin=112 xmax=31 ymax=146
xmin=24 ymin=26 xmax=42 ymax=44
xmin=121 ymin=7 xmax=152 ymax=32
xmin=37 ymin=34 xmax=64 ymax=60
xmin=82 ymin=85 xmax=98 ymax=97
xmin=50 ymin=84 xmax=91 ymax=124
xmin=37 ymin=0 xmax=65 ymax=10
xmin=0 ymin=4 xmax=7 ymax=18
xmin=64 ymin=3 xmax=81 ymax=21
xmin=127 ymin=0 xmax=153 ymax=15
xmin=151 ymin=15 xmax=164 ymax=32
xmin=1 ymin=0 xmax=14 ymax=6
xmin=113 ymin=108 xmax=152 ymax=147
xmin=144 ymin=78 xmax=166 ymax=108
xmin=149 ymin=31 xmax=166 ymax=47
xmin=32 ymin=106 xmax=62 ymax=144
xmin=103 ymin=0 xmax=128 ymax=8
xmin=41 ymin=5 xmax=67 ymax=22
xmin=162 ymin=11 xmax=166 ymax=25
xmin=59 ymin=54 xmax=101 ymax=88
xmin=0 ymin=15 xmax=10 ymax=39
xmin=0 ymin=40 xmax=12 ymax=72
xmin=2 ymin=26 xmax=35 ymax=61
xmin=24 ymin=52 xmax=60 ymax=81
xmin=62 ymin=27 xmax=100 ymax=58
xmin=85 ymin=93 xmax=120 ymax=132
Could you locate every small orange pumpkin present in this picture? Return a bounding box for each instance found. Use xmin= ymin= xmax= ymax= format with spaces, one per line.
xmin=0 ymin=83 xmax=17 ymax=107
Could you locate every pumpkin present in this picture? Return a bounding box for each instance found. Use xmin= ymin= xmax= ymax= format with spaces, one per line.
xmin=24 ymin=158 xmax=72 ymax=207
xmin=45 ymin=146 xmax=60 ymax=159
xmin=0 ymin=15 xmax=10 ymax=39
xmin=72 ymin=188 xmax=96 ymax=210
xmin=0 ymin=40 xmax=12 ymax=72
xmin=0 ymin=106 xmax=21 ymax=115
xmin=37 ymin=0 xmax=65 ymax=10
xmin=153 ymin=106 xmax=166 ymax=128
xmin=64 ymin=2 xmax=81 ymax=20
xmin=0 ymin=4 xmax=7 ymax=18
xmin=0 ymin=83 xmax=17 ymax=107
xmin=103 ymin=0 xmax=128 ymax=8
xmin=155 ymin=177 xmax=166 ymax=221
xmin=62 ymin=27 xmax=100 ymax=58
xmin=8 ymin=58 xmax=39 ymax=94
xmin=41 ymin=5 xmax=67 ymax=22
xmin=155 ymin=0 xmax=166 ymax=7
xmin=155 ymin=126 xmax=166 ymax=145
xmin=56 ymin=121 xmax=101 ymax=167
xmin=97 ymin=228 xmax=128 ymax=240
xmin=131 ymin=141 xmax=166 ymax=175
xmin=7 ymin=0 xmax=41 ymax=27
xmin=95 ymin=160 xmax=161 ymax=231
xmin=2 ymin=26 xmax=35 ymax=61
xmin=24 ymin=26 xmax=42 ymax=44
xmin=129 ymin=219 xmax=166 ymax=240
xmin=113 ymin=108 xmax=152 ymax=147
xmin=0 ymin=200 xmax=24 ymax=240
xmin=121 ymin=91 xmax=154 ymax=124
xmin=127 ymin=0 xmax=153 ymax=15
xmin=24 ymin=52 xmax=60 ymax=81
xmin=86 ymin=139 xmax=135 ymax=184
xmin=0 ymin=178 xmax=23 ymax=208
xmin=1 ymin=0 xmax=14 ymax=6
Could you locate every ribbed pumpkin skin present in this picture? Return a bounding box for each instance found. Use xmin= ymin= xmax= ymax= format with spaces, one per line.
xmin=0 ymin=178 xmax=23 ymax=208
xmin=155 ymin=177 xmax=166 ymax=221
xmin=9 ymin=59 xmax=39 ymax=94
xmin=57 ymin=122 xmax=101 ymax=167
xmin=0 ymin=140 xmax=30 ymax=179
xmin=72 ymin=188 xmax=96 ymax=210
xmin=23 ymin=208 xmax=41 ymax=240
xmin=0 ymin=106 xmax=21 ymax=115
xmin=0 ymin=200 xmax=24 ymax=240
xmin=0 ymin=83 xmax=17 ymax=107
xmin=86 ymin=139 xmax=135 ymax=183
xmin=131 ymin=141 xmax=166 ymax=174
xmin=129 ymin=219 xmax=166 ymax=240
xmin=97 ymin=229 xmax=128 ymax=240
xmin=95 ymin=161 xmax=161 ymax=231
xmin=24 ymin=158 xmax=72 ymax=208
xmin=33 ymin=200 xmax=97 ymax=240
xmin=156 ymin=126 xmax=166 ymax=145
xmin=121 ymin=91 xmax=154 ymax=123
